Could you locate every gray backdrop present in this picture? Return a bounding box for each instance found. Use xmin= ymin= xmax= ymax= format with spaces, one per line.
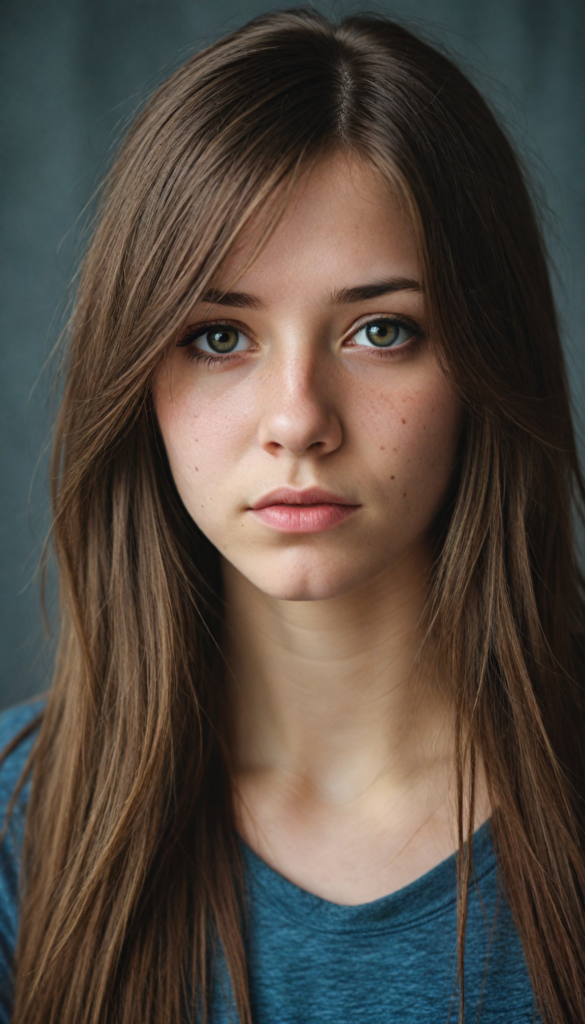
xmin=1 ymin=0 xmax=584 ymax=711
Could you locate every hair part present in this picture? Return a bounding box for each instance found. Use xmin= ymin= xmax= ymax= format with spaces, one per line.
xmin=5 ymin=9 xmax=585 ymax=1023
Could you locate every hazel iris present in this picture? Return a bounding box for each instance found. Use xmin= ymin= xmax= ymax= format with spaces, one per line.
xmin=205 ymin=328 xmax=239 ymax=353
xmin=365 ymin=322 xmax=400 ymax=347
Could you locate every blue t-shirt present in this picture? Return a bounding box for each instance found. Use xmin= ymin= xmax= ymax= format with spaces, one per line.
xmin=0 ymin=701 xmax=539 ymax=1022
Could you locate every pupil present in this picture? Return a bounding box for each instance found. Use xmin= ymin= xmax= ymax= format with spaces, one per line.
xmin=208 ymin=328 xmax=237 ymax=352
xmin=366 ymin=322 xmax=398 ymax=347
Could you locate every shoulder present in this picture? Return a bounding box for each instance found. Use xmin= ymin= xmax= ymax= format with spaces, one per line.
xmin=0 ymin=697 xmax=45 ymax=813
xmin=0 ymin=698 xmax=45 ymax=1022
xmin=0 ymin=694 xmax=46 ymax=856
xmin=0 ymin=698 xmax=45 ymax=746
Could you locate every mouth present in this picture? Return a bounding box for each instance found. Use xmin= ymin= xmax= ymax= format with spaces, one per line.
xmin=249 ymin=487 xmax=361 ymax=534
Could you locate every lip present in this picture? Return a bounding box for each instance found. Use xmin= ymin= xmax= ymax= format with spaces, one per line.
xmin=249 ymin=487 xmax=360 ymax=534
xmin=250 ymin=487 xmax=356 ymax=510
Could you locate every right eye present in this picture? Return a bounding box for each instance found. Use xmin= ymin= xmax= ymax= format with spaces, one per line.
xmin=179 ymin=324 xmax=250 ymax=356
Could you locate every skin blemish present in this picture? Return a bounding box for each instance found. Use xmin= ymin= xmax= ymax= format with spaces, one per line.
xmin=391 ymin=475 xmax=395 ymax=480
xmin=401 ymin=418 xmax=406 ymax=424
xmin=380 ymin=446 xmax=385 ymax=451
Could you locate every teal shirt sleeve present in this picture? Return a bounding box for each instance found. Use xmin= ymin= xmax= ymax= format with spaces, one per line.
xmin=0 ymin=700 xmax=44 ymax=1022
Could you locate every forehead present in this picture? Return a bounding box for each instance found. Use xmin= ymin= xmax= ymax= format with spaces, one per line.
xmin=215 ymin=155 xmax=419 ymax=301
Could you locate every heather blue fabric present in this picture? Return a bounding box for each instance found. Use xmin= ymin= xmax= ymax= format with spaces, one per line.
xmin=0 ymin=700 xmax=43 ymax=1023
xmin=0 ymin=702 xmax=539 ymax=1023
xmin=221 ymin=834 xmax=539 ymax=1023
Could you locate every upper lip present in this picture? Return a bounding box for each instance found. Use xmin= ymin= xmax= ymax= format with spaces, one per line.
xmin=250 ymin=487 xmax=359 ymax=510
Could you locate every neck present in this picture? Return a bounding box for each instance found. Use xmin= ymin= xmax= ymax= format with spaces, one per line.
xmin=222 ymin=544 xmax=454 ymax=805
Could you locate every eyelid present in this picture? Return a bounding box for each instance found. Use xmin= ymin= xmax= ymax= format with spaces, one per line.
xmin=177 ymin=318 xmax=254 ymax=348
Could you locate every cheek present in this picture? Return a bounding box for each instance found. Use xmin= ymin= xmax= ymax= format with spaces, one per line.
xmin=358 ymin=375 xmax=460 ymax=505
xmin=153 ymin=373 xmax=252 ymax=511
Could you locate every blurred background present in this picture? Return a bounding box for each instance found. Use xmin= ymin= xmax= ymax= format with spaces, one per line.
xmin=1 ymin=0 xmax=584 ymax=711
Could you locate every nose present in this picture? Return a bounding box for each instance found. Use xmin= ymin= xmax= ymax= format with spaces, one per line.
xmin=257 ymin=348 xmax=342 ymax=458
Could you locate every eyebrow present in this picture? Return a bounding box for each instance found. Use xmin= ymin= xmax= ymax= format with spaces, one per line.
xmin=332 ymin=278 xmax=421 ymax=304
xmin=200 ymin=277 xmax=421 ymax=310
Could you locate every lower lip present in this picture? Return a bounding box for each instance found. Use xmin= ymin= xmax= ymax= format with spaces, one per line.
xmin=250 ymin=503 xmax=359 ymax=533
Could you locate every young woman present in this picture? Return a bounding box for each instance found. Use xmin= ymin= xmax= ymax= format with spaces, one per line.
xmin=1 ymin=8 xmax=584 ymax=1023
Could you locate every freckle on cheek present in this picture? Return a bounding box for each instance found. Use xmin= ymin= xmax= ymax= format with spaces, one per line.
xmin=380 ymin=446 xmax=385 ymax=451
xmin=401 ymin=418 xmax=406 ymax=424
xmin=391 ymin=475 xmax=395 ymax=480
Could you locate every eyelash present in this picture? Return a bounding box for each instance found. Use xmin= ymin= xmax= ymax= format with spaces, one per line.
xmin=188 ymin=350 xmax=240 ymax=368
xmin=177 ymin=316 xmax=424 ymax=366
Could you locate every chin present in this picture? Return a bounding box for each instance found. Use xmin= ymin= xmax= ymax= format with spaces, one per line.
xmin=242 ymin=555 xmax=374 ymax=603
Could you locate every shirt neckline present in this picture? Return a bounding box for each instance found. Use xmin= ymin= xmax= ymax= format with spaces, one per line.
xmin=239 ymin=820 xmax=496 ymax=935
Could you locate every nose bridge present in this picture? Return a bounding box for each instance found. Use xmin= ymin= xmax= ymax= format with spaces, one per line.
xmin=280 ymin=338 xmax=321 ymax=405
xmin=258 ymin=332 xmax=341 ymax=456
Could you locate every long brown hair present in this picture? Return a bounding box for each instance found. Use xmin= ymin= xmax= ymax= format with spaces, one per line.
xmin=6 ymin=9 xmax=585 ymax=1022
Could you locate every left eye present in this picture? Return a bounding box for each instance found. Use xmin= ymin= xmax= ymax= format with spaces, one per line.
xmin=353 ymin=319 xmax=414 ymax=349
xmin=184 ymin=325 xmax=250 ymax=355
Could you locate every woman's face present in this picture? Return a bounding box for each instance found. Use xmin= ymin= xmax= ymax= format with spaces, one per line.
xmin=154 ymin=157 xmax=461 ymax=601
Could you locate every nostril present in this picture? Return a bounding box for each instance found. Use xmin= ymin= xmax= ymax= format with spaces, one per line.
xmin=265 ymin=440 xmax=284 ymax=455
